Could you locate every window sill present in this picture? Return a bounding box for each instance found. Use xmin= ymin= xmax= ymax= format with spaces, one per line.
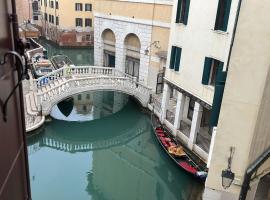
xmin=211 ymin=29 xmax=229 ymax=35
xmin=204 ymin=85 xmax=215 ymax=91
xmin=175 ymin=22 xmax=187 ymax=27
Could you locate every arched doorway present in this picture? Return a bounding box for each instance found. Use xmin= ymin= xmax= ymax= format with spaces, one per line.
xmin=102 ymin=29 xmax=116 ymax=68
xmin=124 ymin=33 xmax=141 ymax=81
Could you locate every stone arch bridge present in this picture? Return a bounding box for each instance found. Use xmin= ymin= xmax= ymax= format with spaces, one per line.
xmin=31 ymin=66 xmax=152 ymax=116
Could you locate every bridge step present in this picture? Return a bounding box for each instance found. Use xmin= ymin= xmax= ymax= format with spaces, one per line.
xmin=25 ymin=93 xmax=39 ymax=116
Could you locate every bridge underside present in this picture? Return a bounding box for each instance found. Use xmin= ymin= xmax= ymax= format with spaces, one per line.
xmin=41 ymin=86 xmax=149 ymax=116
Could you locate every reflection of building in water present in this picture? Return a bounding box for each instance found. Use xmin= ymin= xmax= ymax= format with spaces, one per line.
xmin=74 ymin=93 xmax=94 ymax=114
xmin=87 ymin=126 xmax=204 ymax=200
xmin=73 ymin=91 xmax=129 ymax=118
xmin=51 ymin=91 xmax=129 ymax=121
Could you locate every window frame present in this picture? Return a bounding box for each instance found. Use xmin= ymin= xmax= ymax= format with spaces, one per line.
xmin=175 ymin=0 xmax=190 ymax=25
xmin=214 ymin=0 xmax=232 ymax=32
xmin=50 ymin=0 xmax=54 ymax=8
xmin=75 ymin=18 xmax=83 ymax=26
xmin=169 ymin=45 xmax=182 ymax=72
xmin=208 ymin=60 xmax=219 ymax=87
xmin=85 ymin=18 xmax=92 ymax=27
xmin=75 ymin=3 xmax=83 ymax=11
xmin=85 ymin=3 xmax=92 ymax=11
xmin=56 ymin=16 xmax=59 ymax=25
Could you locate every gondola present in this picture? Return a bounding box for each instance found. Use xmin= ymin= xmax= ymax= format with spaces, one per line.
xmin=151 ymin=114 xmax=208 ymax=180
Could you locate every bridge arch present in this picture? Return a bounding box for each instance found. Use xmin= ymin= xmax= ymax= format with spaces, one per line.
xmin=35 ymin=66 xmax=151 ymax=116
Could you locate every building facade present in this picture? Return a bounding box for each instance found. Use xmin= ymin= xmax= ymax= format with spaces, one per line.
xmin=38 ymin=0 xmax=94 ymax=46
xmin=161 ymin=0 xmax=270 ymax=199
xmin=16 ymin=0 xmax=33 ymax=24
xmin=204 ymin=0 xmax=270 ymax=199
xmin=161 ymin=0 xmax=239 ymax=161
xmin=94 ymin=0 xmax=173 ymax=91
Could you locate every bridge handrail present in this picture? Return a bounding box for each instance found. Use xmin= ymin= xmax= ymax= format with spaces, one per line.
xmin=36 ymin=76 xmax=151 ymax=95
xmin=36 ymin=66 xmax=134 ymax=84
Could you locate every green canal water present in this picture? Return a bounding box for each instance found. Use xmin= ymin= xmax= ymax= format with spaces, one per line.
xmin=27 ymin=39 xmax=203 ymax=199
xmin=27 ymin=91 xmax=204 ymax=200
xmin=36 ymin=37 xmax=94 ymax=65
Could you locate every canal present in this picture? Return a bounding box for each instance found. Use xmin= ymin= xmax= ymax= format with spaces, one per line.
xmin=27 ymin=39 xmax=203 ymax=199
xmin=36 ymin=37 xmax=94 ymax=66
xmin=27 ymin=91 xmax=204 ymax=200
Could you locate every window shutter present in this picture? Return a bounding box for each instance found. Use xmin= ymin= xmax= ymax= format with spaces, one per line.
xmin=222 ymin=0 xmax=232 ymax=31
xmin=183 ymin=0 xmax=190 ymax=25
xmin=215 ymin=61 xmax=224 ymax=85
xmin=210 ymin=84 xmax=225 ymax=126
xmin=175 ymin=0 xmax=182 ymax=23
xmin=174 ymin=47 xmax=182 ymax=71
xmin=202 ymin=57 xmax=212 ymax=85
xmin=169 ymin=46 xmax=176 ymax=69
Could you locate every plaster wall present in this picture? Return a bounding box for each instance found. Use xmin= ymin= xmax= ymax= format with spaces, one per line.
xmin=204 ymin=0 xmax=270 ymax=198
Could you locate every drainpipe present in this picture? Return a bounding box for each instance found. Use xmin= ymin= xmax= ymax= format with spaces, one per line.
xmin=239 ymin=147 xmax=270 ymax=200
xmin=225 ymin=0 xmax=243 ymax=70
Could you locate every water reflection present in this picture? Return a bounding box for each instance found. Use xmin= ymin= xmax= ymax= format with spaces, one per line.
xmin=50 ymin=91 xmax=129 ymax=121
xmin=36 ymin=37 xmax=94 ymax=66
xmin=27 ymin=91 xmax=203 ymax=200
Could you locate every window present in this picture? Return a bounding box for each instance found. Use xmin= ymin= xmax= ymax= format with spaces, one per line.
xmin=78 ymin=94 xmax=82 ymax=100
xmin=187 ymin=99 xmax=195 ymax=120
xmin=214 ymin=0 xmax=232 ymax=32
xmin=32 ymin=1 xmax=38 ymax=11
xmin=175 ymin=0 xmax=190 ymax=25
xmin=33 ymin=15 xmax=39 ymax=20
xmin=169 ymin=46 xmax=182 ymax=71
xmin=44 ymin=0 xmax=47 ymax=7
xmin=85 ymin=18 xmax=92 ymax=27
xmin=44 ymin=13 xmax=47 ymax=21
xmin=86 ymin=34 xmax=91 ymax=41
xmin=125 ymin=57 xmax=139 ymax=78
xmin=50 ymin=0 xmax=54 ymax=8
xmin=86 ymin=94 xmax=90 ymax=99
xmin=49 ymin=14 xmax=51 ymax=23
xmin=56 ymin=16 xmax=59 ymax=25
xmin=75 ymin=18 xmax=83 ymax=26
xmin=51 ymin=15 xmax=54 ymax=24
xmin=201 ymin=57 xmax=224 ymax=86
xmin=41 ymin=0 xmax=42 ymax=6
xmin=85 ymin=4 xmax=92 ymax=11
xmin=55 ymin=1 xmax=59 ymax=9
xmin=75 ymin=3 xmax=83 ymax=11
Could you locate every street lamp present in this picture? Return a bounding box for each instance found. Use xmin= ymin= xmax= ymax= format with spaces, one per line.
xmin=221 ymin=146 xmax=235 ymax=189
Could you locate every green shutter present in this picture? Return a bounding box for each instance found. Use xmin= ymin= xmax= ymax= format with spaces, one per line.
xmin=210 ymin=63 xmax=227 ymax=126
xmin=202 ymin=57 xmax=212 ymax=85
xmin=215 ymin=61 xmax=227 ymax=85
xmin=183 ymin=0 xmax=190 ymax=25
xmin=174 ymin=47 xmax=182 ymax=71
xmin=210 ymin=84 xmax=225 ymax=126
xmin=222 ymin=0 xmax=232 ymax=31
xmin=169 ymin=46 xmax=176 ymax=69
xmin=176 ymin=0 xmax=182 ymax=23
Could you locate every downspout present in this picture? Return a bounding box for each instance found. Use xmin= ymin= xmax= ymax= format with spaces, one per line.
xmin=210 ymin=0 xmax=243 ymax=126
xmin=225 ymin=0 xmax=243 ymax=70
xmin=239 ymin=147 xmax=270 ymax=200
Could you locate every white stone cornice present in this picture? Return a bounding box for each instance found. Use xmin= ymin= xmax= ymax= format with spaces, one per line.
xmin=94 ymin=12 xmax=171 ymax=28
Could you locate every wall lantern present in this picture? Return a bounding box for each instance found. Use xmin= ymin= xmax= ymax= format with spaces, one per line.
xmin=221 ymin=146 xmax=235 ymax=189
xmin=144 ymin=41 xmax=161 ymax=55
